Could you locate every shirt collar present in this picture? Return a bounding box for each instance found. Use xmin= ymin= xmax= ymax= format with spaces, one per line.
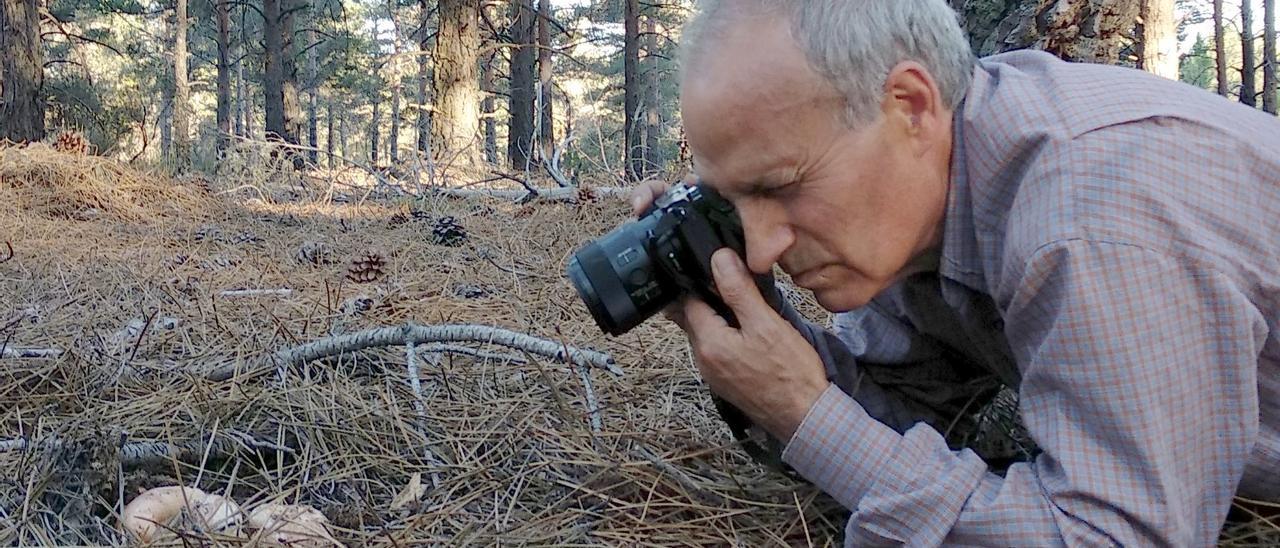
xmin=936 ymin=63 xmax=991 ymax=291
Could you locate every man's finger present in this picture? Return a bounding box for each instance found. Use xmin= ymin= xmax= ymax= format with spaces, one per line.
xmin=682 ymin=297 xmax=728 ymax=338
xmin=661 ymin=302 xmax=688 ymax=331
xmin=710 ymin=248 xmax=770 ymax=328
xmin=629 ymin=180 xmax=670 ymax=216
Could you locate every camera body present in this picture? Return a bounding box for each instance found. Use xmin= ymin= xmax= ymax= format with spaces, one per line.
xmin=566 ymin=181 xmax=776 ymax=335
xmin=567 ymin=182 xmax=795 ymax=475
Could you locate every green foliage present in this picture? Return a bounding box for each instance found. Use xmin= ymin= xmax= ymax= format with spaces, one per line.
xmin=1180 ymin=34 xmax=1217 ymax=90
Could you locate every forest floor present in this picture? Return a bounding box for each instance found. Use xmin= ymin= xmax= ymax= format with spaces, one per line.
xmin=0 ymin=144 xmax=1276 ymax=546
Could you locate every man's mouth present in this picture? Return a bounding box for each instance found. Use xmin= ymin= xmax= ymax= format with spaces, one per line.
xmin=790 ymin=266 xmax=823 ymax=288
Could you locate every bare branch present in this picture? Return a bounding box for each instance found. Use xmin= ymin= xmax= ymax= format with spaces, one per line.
xmin=206 ymin=323 xmax=621 ymax=382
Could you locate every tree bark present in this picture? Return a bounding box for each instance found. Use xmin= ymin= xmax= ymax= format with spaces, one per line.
xmin=642 ymin=15 xmax=662 ymax=175
xmin=388 ymin=2 xmax=402 ymax=165
xmin=1244 ymin=0 xmax=1258 ymax=107
xmin=326 ymin=95 xmax=335 ymax=168
xmin=307 ymin=27 xmax=318 ymax=164
xmin=1138 ymin=0 xmax=1178 ymax=79
xmin=239 ymin=5 xmax=253 ymax=138
xmin=1264 ymin=0 xmax=1277 ymax=114
xmin=536 ymin=0 xmax=553 ymax=163
xmin=623 ymin=0 xmax=642 ymax=181
xmin=391 ymin=74 xmax=402 ymax=164
xmin=482 ymin=53 xmax=497 ymax=163
xmin=1215 ymin=0 xmax=1230 ymax=96
xmin=264 ymin=0 xmax=304 ymax=166
xmin=174 ymin=0 xmax=191 ymax=166
xmin=432 ymin=0 xmax=482 ymax=172
xmin=389 ymin=36 xmax=399 ymax=165
xmin=339 ymin=105 xmax=347 ymax=163
xmin=508 ymin=0 xmax=536 ymax=170
xmin=417 ymin=0 xmax=431 ymax=158
xmin=0 ymin=0 xmax=46 ymax=143
xmin=371 ymin=96 xmax=381 ymax=165
xmin=969 ymin=0 xmax=1141 ymax=65
xmin=160 ymin=7 xmax=174 ymax=156
xmin=215 ymin=0 xmax=232 ymax=157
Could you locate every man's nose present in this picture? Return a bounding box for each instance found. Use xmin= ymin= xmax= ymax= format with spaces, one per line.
xmin=738 ymin=203 xmax=792 ymax=274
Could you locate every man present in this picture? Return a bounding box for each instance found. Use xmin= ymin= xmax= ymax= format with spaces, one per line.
xmin=632 ymin=0 xmax=1280 ymax=545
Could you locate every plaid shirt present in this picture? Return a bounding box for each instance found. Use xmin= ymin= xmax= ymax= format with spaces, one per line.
xmin=781 ymin=50 xmax=1280 ymax=546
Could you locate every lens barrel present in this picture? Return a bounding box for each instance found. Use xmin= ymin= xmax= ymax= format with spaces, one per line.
xmin=566 ymin=214 xmax=677 ymax=336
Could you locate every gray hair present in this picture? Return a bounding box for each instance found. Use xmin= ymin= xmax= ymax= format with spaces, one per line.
xmin=681 ymin=0 xmax=975 ymax=126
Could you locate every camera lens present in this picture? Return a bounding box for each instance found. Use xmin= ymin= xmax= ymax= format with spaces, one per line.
xmin=567 ymin=215 xmax=678 ymax=336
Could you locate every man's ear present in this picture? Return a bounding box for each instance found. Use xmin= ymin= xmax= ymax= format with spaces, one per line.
xmin=881 ymin=61 xmax=945 ymax=151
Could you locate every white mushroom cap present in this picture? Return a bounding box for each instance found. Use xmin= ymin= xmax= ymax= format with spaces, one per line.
xmin=247 ymin=503 xmax=341 ymax=547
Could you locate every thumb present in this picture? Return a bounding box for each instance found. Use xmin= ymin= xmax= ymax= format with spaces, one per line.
xmin=710 ymin=248 xmax=768 ymax=325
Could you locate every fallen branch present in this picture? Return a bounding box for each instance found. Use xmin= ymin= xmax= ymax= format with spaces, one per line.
xmin=0 ymin=346 xmax=63 ymax=358
xmin=405 ymin=344 xmax=444 ymax=489
xmin=218 ymin=288 xmax=294 ymax=298
xmin=430 ymin=187 xmax=631 ymax=203
xmin=207 ymin=323 xmax=621 ymax=382
xmin=418 ymin=343 xmax=527 ymax=364
xmin=578 ymin=365 xmax=603 ymax=434
xmin=0 ymin=430 xmax=295 ymax=466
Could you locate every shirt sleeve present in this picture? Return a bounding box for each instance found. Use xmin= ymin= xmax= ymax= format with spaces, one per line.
xmin=783 ymin=239 xmax=1265 ymax=546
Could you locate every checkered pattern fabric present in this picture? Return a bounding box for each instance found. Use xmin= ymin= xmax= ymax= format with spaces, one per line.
xmin=780 ymin=50 xmax=1280 ymax=546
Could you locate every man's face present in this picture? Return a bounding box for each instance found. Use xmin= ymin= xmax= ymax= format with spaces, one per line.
xmin=681 ymin=18 xmax=951 ymax=312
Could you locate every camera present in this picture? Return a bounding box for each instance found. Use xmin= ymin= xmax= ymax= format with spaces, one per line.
xmin=566 ymin=181 xmax=776 ymax=336
xmin=566 ymin=181 xmax=796 ymax=475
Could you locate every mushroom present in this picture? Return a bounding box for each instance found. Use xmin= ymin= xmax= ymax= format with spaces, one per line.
xmin=120 ymin=486 xmax=243 ymax=543
xmin=247 ymin=503 xmax=341 ymax=547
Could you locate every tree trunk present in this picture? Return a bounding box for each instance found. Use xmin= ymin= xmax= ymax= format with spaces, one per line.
xmin=1243 ymin=0 xmax=1258 ymax=107
xmin=264 ymin=0 xmax=303 ymax=166
xmin=507 ymin=0 xmax=536 ymax=170
xmin=482 ymin=53 xmax=497 ymax=164
xmin=642 ymin=15 xmax=662 ymax=175
xmin=1264 ymin=0 xmax=1276 ymax=114
xmin=264 ymin=0 xmax=286 ymax=142
xmin=283 ymin=0 xmax=303 ymax=162
xmin=215 ymin=0 xmax=232 ymax=157
xmin=1138 ymin=0 xmax=1177 ymax=79
xmin=432 ymin=0 xmax=482 ymax=173
xmin=239 ymin=5 xmax=253 ymax=138
xmin=233 ymin=39 xmax=244 ymax=137
xmin=1215 ymin=0 xmax=1229 ymax=96
xmin=307 ymin=27 xmax=318 ymax=164
xmin=536 ymin=0 xmax=553 ymax=164
xmin=339 ymin=105 xmax=347 ymax=164
xmin=391 ymin=75 xmax=401 ymax=164
xmin=623 ymin=0 xmax=642 ymax=181
xmin=968 ymin=0 xmax=1140 ymax=65
xmin=174 ymin=0 xmax=191 ymax=167
xmin=0 ymin=0 xmax=46 ymax=143
xmin=417 ymin=0 xmax=431 ymax=158
xmin=326 ymin=95 xmax=335 ymax=168
xmin=371 ymin=97 xmax=381 ymax=165
xmin=161 ymin=7 xmax=174 ymax=157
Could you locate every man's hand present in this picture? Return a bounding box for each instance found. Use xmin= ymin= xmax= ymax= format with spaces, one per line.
xmin=681 ymin=248 xmax=830 ymax=441
xmin=628 ymin=180 xmax=829 ymax=441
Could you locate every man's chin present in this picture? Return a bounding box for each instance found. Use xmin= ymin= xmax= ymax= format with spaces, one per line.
xmin=811 ymin=288 xmax=866 ymax=313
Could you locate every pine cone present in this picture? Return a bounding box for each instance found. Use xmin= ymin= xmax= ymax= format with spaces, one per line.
xmin=575 ymin=186 xmax=599 ymax=204
xmin=513 ymin=205 xmax=536 ymax=219
xmin=431 ymin=216 xmax=467 ymax=247
xmin=346 ymin=251 xmax=386 ymax=283
xmin=295 ymin=241 xmax=334 ymax=265
xmin=228 ymin=231 xmax=262 ymax=245
xmin=52 ymin=130 xmax=89 ymax=154
xmin=193 ymin=225 xmax=222 ymax=243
